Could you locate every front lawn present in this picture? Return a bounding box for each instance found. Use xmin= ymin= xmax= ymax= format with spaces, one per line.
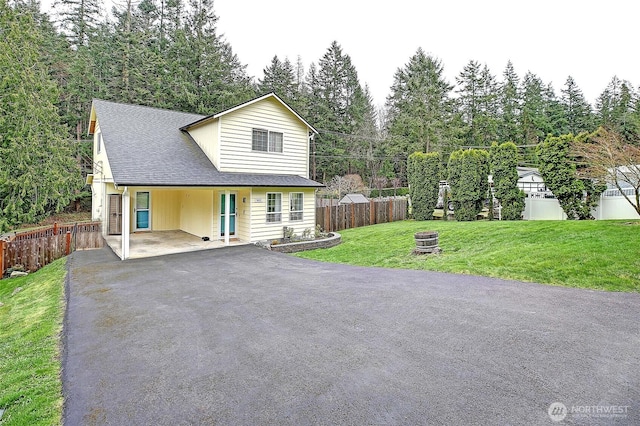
xmin=0 ymin=259 xmax=66 ymax=425
xmin=296 ymin=220 xmax=640 ymax=292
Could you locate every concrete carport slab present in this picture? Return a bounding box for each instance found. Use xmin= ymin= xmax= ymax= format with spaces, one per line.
xmin=63 ymin=246 xmax=640 ymax=425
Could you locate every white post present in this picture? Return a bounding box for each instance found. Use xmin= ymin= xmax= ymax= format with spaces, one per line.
xmin=122 ymin=187 xmax=130 ymax=259
xmin=224 ymin=189 xmax=230 ymax=246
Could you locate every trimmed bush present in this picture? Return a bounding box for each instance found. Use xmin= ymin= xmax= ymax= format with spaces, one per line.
xmin=407 ymin=152 xmax=440 ymax=220
xmin=490 ymin=142 xmax=525 ymax=220
xmin=447 ymin=149 xmax=489 ymax=221
xmin=369 ymin=187 xmax=410 ymax=198
xmin=537 ymin=134 xmax=605 ymax=219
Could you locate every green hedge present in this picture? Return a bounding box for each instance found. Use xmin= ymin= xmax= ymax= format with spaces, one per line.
xmin=448 ymin=149 xmax=489 ymax=221
xmin=369 ymin=187 xmax=410 ymax=198
xmin=490 ymin=142 xmax=525 ymax=220
xmin=407 ymin=151 xmax=440 ymax=220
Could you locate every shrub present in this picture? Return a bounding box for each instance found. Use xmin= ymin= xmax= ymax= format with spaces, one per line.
xmin=369 ymin=187 xmax=410 ymax=198
xmin=407 ymin=152 xmax=441 ymax=220
xmin=490 ymin=142 xmax=525 ymax=220
xmin=537 ymin=134 xmax=605 ymax=219
xmin=447 ymin=149 xmax=489 ymax=221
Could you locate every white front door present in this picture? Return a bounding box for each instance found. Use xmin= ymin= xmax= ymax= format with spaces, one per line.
xmin=220 ymin=193 xmax=236 ymax=238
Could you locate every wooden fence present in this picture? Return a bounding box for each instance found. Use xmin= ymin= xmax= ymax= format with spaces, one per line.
xmin=1 ymin=221 xmax=103 ymax=277
xmin=316 ymin=198 xmax=408 ymax=232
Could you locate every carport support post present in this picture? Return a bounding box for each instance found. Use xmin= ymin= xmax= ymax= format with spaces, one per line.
xmin=224 ymin=189 xmax=230 ymax=246
xmin=121 ymin=187 xmax=130 ymax=259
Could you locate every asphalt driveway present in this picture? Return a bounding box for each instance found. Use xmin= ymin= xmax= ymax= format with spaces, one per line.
xmin=63 ymin=246 xmax=640 ymax=425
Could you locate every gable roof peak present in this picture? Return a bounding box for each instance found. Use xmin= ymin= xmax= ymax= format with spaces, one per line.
xmin=180 ymin=92 xmax=318 ymax=134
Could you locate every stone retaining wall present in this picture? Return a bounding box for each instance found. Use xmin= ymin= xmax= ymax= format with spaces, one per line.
xmin=266 ymin=233 xmax=341 ymax=253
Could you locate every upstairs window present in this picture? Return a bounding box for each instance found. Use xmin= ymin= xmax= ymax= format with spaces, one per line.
xmin=96 ymin=130 xmax=102 ymax=154
xmin=252 ymin=129 xmax=283 ymax=153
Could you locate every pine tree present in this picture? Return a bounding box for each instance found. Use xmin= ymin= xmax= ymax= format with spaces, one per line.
xmin=306 ymin=41 xmax=370 ymax=181
xmin=385 ymin=48 xmax=455 ymax=171
xmin=53 ymin=0 xmax=101 ymax=46
xmin=497 ymin=61 xmax=521 ymax=144
xmin=257 ymin=55 xmax=302 ymax=109
xmin=456 ymin=60 xmax=482 ymax=144
xmin=596 ymin=76 xmax=639 ymax=142
xmin=560 ymin=76 xmax=594 ymax=135
xmin=520 ymin=72 xmax=550 ymax=145
xmin=0 ymin=1 xmax=82 ymax=231
xmin=456 ymin=61 xmax=499 ymax=145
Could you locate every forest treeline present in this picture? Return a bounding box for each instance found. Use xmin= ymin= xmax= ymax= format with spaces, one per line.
xmin=1 ymin=0 xmax=640 ymax=229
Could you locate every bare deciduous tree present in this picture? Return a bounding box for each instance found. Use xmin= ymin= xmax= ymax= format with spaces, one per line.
xmin=573 ymin=127 xmax=640 ymax=216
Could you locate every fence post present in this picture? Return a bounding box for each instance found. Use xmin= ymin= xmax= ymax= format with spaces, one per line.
xmin=53 ymin=222 xmax=58 ymax=235
xmin=389 ymin=200 xmax=393 ymax=222
xmin=324 ymin=205 xmax=330 ymax=233
xmin=350 ymin=203 xmax=355 ymax=229
xmin=369 ymin=199 xmax=374 ymax=225
xmin=0 ymin=240 xmax=5 ymax=277
xmin=65 ymin=231 xmax=72 ymax=256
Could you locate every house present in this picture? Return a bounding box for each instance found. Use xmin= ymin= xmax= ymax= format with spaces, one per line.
xmin=339 ymin=193 xmax=369 ymax=205
xmin=516 ymin=167 xmax=548 ymax=194
xmin=87 ymin=93 xmax=322 ymax=259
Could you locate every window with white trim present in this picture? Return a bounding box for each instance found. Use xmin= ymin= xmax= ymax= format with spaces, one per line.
xmin=252 ymin=128 xmax=283 ymax=153
xmin=290 ymin=192 xmax=303 ymax=221
xmin=266 ymin=193 xmax=282 ymax=223
xmin=96 ymin=130 xmax=102 ymax=154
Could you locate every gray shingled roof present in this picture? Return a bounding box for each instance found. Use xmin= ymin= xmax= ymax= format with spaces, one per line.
xmin=92 ymin=99 xmax=323 ymax=188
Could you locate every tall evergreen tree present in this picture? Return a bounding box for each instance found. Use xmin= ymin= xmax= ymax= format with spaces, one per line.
xmin=520 ymin=72 xmax=551 ymax=145
xmin=258 ymin=55 xmax=305 ymax=111
xmin=596 ymin=76 xmax=639 ymax=142
xmin=456 ymin=60 xmax=482 ymax=144
xmin=560 ymin=76 xmax=593 ymax=135
xmin=497 ymin=61 xmax=521 ymax=144
xmin=385 ymin=48 xmax=455 ymax=178
xmin=0 ymin=0 xmax=82 ymax=231
xmin=53 ymin=0 xmax=101 ymax=46
xmin=306 ymin=41 xmax=371 ymax=181
xmin=159 ymin=0 xmax=253 ymax=114
xmin=456 ymin=60 xmax=499 ymax=145
xmin=476 ymin=64 xmax=500 ymax=144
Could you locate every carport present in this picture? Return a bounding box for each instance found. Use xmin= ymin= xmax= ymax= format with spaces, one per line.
xmin=104 ymin=230 xmax=247 ymax=259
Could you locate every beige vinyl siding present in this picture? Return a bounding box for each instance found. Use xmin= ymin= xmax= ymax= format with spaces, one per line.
xmin=249 ymin=187 xmax=316 ymax=241
xmin=180 ymin=189 xmax=214 ymax=238
xmin=188 ymin=121 xmax=220 ymax=168
xmin=236 ymin=188 xmax=251 ymax=242
xmin=150 ymin=189 xmax=180 ymax=230
xmin=217 ymin=97 xmax=309 ymax=176
xmin=93 ymin=122 xmax=115 ymax=181
xmin=91 ymin=121 xmax=116 ymax=225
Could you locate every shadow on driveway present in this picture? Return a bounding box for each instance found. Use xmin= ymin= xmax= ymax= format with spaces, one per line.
xmin=63 ymin=246 xmax=640 ymax=425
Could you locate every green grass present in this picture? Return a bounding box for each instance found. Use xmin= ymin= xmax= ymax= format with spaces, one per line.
xmin=296 ymin=220 xmax=640 ymax=292
xmin=0 ymin=259 xmax=66 ymax=426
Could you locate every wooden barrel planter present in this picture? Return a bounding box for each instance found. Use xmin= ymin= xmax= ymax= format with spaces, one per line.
xmin=413 ymin=231 xmax=440 ymax=254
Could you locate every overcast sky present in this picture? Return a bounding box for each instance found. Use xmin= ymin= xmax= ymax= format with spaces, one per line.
xmin=40 ymin=0 xmax=637 ymax=107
